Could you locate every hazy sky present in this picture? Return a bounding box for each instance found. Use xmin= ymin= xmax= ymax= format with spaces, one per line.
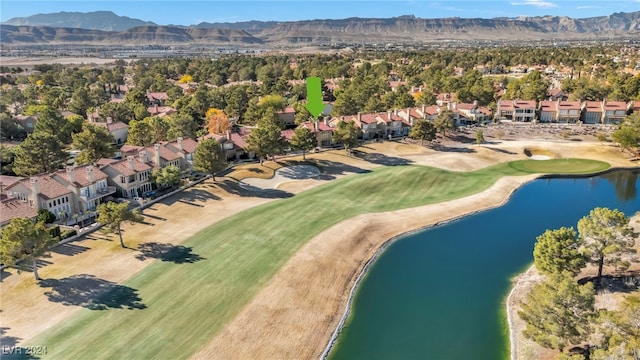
xmin=1 ymin=1 xmax=639 ymax=25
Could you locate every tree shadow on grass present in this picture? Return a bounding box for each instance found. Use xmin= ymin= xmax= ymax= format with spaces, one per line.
xmin=351 ymin=150 xmax=413 ymax=166
xmin=0 ymin=327 xmax=39 ymax=359
xmin=431 ymin=143 xmax=476 ymax=153
xmin=215 ymin=179 xmax=293 ymax=199
xmin=50 ymin=243 xmax=90 ymax=257
xmin=135 ymin=242 xmax=204 ymax=264
xmin=484 ymin=146 xmax=518 ymax=155
xmin=0 ymin=326 xmax=21 ymax=348
xmin=304 ymin=159 xmax=371 ymax=180
xmin=39 ymin=274 xmax=146 ymax=310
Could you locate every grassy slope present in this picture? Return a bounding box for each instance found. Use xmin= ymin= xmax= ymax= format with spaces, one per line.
xmin=31 ymin=160 xmax=608 ymax=359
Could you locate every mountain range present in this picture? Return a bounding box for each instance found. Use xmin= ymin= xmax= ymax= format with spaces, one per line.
xmin=2 ymin=10 xmax=640 ymax=45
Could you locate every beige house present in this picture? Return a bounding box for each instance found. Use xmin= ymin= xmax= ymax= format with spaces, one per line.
xmin=165 ymin=137 xmax=199 ymax=171
xmin=100 ymin=156 xmax=153 ymax=198
xmin=5 ymin=176 xmax=74 ymax=219
xmin=95 ymin=119 xmax=129 ymax=145
xmin=300 ymin=120 xmax=334 ymax=148
xmin=582 ymin=101 xmax=604 ymax=124
xmin=52 ymin=165 xmax=115 ymax=211
xmin=496 ymin=100 xmax=537 ymax=122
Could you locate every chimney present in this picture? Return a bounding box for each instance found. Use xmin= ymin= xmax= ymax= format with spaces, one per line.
xmin=154 ymin=144 xmax=161 ymax=166
xmin=127 ymin=156 xmax=135 ymax=170
xmin=177 ymin=137 xmax=183 ymax=151
xmin=226 ymin=129 xmax=231 ymax=140
xmin=86 ymin=165 xmax=94 ymax=183
xmin=394 ymin=108 xmax=398 ymax=116
xmin=139 ymin=150 xmax=147 ymax=163
xmin=30 ymin=177 xmax=40 ymax=208
xmin=314 ymin=121 xmax=318 ymax=132
xmin=324 ymin=118 xmax=329 ymax=126
xmin=387 ymin=111 xmax=392 ymax=121
xmin=411 ymin=86 xmax=415 ymax=93
xmin=422 ymin=104 xmax=426 ymax=113
xmin=452 ymin=102 xmax=457 ymax=110
xmin=154 ymin=104 xmax=159 ymax=114
xmin=106 ymin=116 xmax=113 ymax=124
xmin=357 ymin=112 xmax=362 ymax=122
xmin=473 ymin=100 xmax=478 ymax=107
xmin=66 ymin=166 xmax=76 ymax=183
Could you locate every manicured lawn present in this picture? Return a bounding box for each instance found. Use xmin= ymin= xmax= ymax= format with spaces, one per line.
xmin=30 ymin=159 xmax=608 ymax=359
xmin=508 ymin=159 xmax=610 ymax=174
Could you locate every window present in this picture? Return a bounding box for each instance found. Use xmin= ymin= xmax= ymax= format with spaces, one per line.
xmin=120 ymin=176 xmax=125 ymax=184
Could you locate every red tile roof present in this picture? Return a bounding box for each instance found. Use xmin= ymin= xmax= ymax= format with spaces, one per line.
xmin=281 ymin=129 xmax=295 ymax=141
xmin=0 ymin=175 xmax=21 ymax=188
xmin=120 ymin=145 xmax=144 ymax=156
xmin=143 ymin=144 xmax=182 ymax=162
xmin=539 ymin=101 xmax=556 ymax=112
xmin=96 ymin=158 xmax=118 ymax=166
xmin=359 ymin=113 xmax=378 ymax=124
xmin=317 ymin=122 xmax=333 ymax=131
xmin=603 ymin=101 xmax=627 ymax=111
xmin=6 ymin=175 xmax=72 ymax=201
xmin=147 ymin=92 xmax=168 ymax=101
xmin=54 ymin=165 xmax=108 ymax=187
xmin=166 ymin=137 xmax=198 ymax=154
xmin=557 ymin=101 xmax=581 ymax=110
xmin=279 ymin=107 xmax=296 ymax=114
xmin=95 ymin=121 xmax=128 ymax=132
xmin=147 ymin=106 xmax=177 ymax=116
xmin=456 ymin=103 xmax=477 ymax=111
xmin=584 ymin=101 xmax=602 ymax=111
xmin=101 ymin=158 xmax=152 ymax=177
xmin=1 ymin=197 xmax=38 ymax=225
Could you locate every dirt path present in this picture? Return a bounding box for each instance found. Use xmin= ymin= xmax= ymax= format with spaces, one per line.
xmin=0 ymin=137 xmax=636 ymax=358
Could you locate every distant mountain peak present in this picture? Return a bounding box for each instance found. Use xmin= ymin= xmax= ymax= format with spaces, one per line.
xmin=3 ymin=10 xmax=157 ymax=32
xmin=1 ymin=10 xmax=639 ymax=46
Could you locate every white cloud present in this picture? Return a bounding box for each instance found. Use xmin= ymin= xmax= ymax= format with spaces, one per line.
xmin=576 ymin=5 xmax=600 ymax=9
xmin=511 ymin=0 xmax=558 ymax=8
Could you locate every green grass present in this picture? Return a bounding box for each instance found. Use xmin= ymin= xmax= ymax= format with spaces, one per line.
xmin=508 ymin=159 xmax=610 ymax=174
xmin=30 ymin=159 xmax=608 ymax=359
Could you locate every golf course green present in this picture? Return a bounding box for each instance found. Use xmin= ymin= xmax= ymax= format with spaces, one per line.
xmin=29 ymin=159 xmax=610 ymax=359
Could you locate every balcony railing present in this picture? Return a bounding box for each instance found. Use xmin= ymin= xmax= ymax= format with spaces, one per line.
xmin=80 ymin=186 xmax=116 ymax=201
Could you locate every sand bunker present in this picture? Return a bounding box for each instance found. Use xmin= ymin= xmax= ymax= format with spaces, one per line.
xmin=239 ymin=165 xmax=321 ymax=191
xmin=529 ymin=155 xmax=551 ymax=160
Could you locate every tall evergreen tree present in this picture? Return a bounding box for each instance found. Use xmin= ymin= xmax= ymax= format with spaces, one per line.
xmin=72 ymin=123 xmax=115 ymax=165
xmin=0 ymin=218 xmax=56 ymax=280
xmin=578 ymin=207 xmax=635 ymax=282
xmin=194 ymin=138 xmax=227 ymax=181
xmin=12 ymin=131 xmax=67 ymax=176
xmin=290 ymin=126 xmax=317 ymax=160
xmin=331 ymin=120 xmax=360 ymax=156
xmin=533 ymin=227 xmax=586 ymax=276
xmin=518 ymin=272 xmax=595 ymax=352
xmin=245 ymin=112 xmax=286 ymax=165
xmin=409 ymin=118 xmax=436 ymax=145
xmin=96 ymin=201 xmax=143 ymax=248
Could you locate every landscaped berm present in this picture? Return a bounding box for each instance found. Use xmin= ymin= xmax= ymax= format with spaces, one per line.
xmin=0 ymin=139 xmax=634 ymax=360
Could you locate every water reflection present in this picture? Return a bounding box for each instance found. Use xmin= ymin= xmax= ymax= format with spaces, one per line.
xmin=603 ymin=170 xmax=638 ymax=202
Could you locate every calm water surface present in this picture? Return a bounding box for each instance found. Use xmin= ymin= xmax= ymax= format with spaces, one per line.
xmin=329 ymin=170 xmax=639 ymax=360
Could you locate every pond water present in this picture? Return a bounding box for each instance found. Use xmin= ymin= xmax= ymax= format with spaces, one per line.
xmin=328 ymin=170 xmax=639 ymax=360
